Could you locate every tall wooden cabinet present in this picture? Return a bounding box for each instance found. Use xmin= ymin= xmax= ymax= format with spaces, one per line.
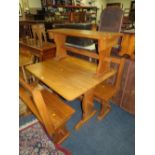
xmin=112 ymin=58 xmax=135 ymax=115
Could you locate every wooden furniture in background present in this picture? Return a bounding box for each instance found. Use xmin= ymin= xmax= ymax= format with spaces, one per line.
xmin=70 ymin=11 xmax=86 ymax=23
xmin=31 ymin=24 xmax=47 ymax=47
xmin=94 ymin=57 xmax=125 ymax=120
xmin=19 ymin=77 xmax=75 ymax=144
xmin=112 ymin=58 xmax=135 ymax=114
xmin=19 ymin=40 xmax=56 ymax=61
xmin=19 ymin=20 xmax=45 ymax=39
xmin=99 ymin=7 xmax=123 ymax=33
xmin=120 ymin=30 xmax=135 ymax=58
xmin=97 ymin=6 xmax=124 ymax=57
xmin=42 ymin=4 xmax=98 ymax=23
xmin=122 ymin=1 xmax=135 ymax=30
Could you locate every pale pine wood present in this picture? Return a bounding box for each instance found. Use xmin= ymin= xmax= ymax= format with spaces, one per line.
xmin=19 ymin=87 xmax=42 ymax=120
xmin=48 ymin=29 xmax=122 ymax=76
xmin=26 ymin=56 xmax=117 ymax=101
xmin=75 ymin=88 xmax=97 ymax=130
xmin=26 ymin=28 xmax=121 ymax=129
xmin=26 ymin=56 xmax=117 ymax=130
xmin=19 ymin=77 xmax=75 ymax=144
xmin=48 ymin=29 xmax=121 ymax=40
xmin=52 ymin=33 xmax=67 ymax=59
xmin=94 ymin=57 xmax=125 ymax=120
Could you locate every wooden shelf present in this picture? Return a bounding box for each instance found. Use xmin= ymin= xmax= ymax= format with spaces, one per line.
xmin=43 ymin=4 xmax=97 ymax=23
xmin=49 ymin=5 xmax=97 ymax=9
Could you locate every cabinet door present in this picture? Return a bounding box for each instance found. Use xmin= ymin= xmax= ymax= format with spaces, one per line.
xmin=112 ymin=59 xmax=135 ymax=115
xmin=120 ymin=60 xmax=135 ymax=114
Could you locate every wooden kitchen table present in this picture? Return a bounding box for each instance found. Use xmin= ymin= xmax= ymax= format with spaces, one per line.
xmin=26 ymin=56 xmax=116 ymax=130
xmin=26 ymin=29 xmax=122 ymax=130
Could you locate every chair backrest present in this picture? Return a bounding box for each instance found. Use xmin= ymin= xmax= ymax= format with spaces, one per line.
xmin=98 ymin=7 xmax=124 ymax=32
xmin=31 ymin=24 xmax=47 ymax=47
xmin=105 ymin=57 xmax=125 ymax=90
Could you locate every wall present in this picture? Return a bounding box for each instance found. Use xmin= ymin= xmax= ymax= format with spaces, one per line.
xmin=20 ymin=0 xmax=42 ymax=12
xmin=104 ymin=0 xmax=134 ymax=10
xmin=28 ymin=0 xmax=42 ymax=9
xmin=94 ymin=0 xmax=106 ymax=23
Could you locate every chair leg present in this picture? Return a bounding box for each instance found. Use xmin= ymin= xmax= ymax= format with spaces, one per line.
xmin=97 ymin=100 xmax=111 ymax=120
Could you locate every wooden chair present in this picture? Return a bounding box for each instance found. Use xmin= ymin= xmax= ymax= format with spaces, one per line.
xmin=31 ymin=24 xmax=47 ymax=47
xmin=19 ymin=77 xmax=75 ymax=144
xmin=99 ymin=6 xmax=123 ymax=32
xmin=94 ymin=57 xmax=125 ymax=120
xmin=97 ymin=7 xmax=124 ymax=57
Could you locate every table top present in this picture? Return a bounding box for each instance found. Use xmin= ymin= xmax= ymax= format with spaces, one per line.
xmin=48 ymin=28 xmax=122 ymax=40
xmin=19 ymin=40 xmax=56 ymax=51
xmin=26 ymin=56 xmax=116 ymax=101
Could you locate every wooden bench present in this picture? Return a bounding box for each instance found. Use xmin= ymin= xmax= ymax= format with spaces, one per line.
xmin=19 ymin=78 xmax=75 ymax=144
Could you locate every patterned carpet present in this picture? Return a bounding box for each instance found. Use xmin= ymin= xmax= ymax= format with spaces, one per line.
xmin=19 ymin=117 xmax=71 ymax=155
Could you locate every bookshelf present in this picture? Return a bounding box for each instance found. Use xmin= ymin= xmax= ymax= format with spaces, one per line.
xmin=42 ymin=0 xmax=98 ymax=23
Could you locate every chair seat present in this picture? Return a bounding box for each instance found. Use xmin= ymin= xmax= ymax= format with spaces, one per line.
xmin=94 ymin=84 xmax=118 ymax=101
xmin=20 ymin=86 xmax=75 ymax=130
xmin=41 ymin=89 xmax=75 ymax=129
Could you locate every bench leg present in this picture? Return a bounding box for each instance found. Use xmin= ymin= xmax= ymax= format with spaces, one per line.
xmin=97 ymin=100 xmax=111 ymax=120
xmin=53 ymin=125 xmax=70 ymax=144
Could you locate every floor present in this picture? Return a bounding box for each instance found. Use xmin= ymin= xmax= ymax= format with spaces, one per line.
xmin=19 ymin=99 xmax=135 ymax=155
xmin=62 ymin=99 xmax=135 ymax=155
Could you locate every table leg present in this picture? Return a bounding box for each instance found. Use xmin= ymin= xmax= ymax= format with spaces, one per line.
xmin=74 ymin=88 xmax=97 ymax=130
